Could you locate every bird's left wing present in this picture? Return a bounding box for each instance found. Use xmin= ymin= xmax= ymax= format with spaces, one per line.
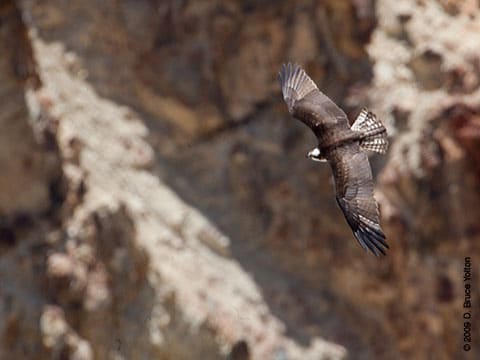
xmin=278 ymin=63 xmax=349 ymax=132
xmin=329 ymin=144 xmax=388 ymax=256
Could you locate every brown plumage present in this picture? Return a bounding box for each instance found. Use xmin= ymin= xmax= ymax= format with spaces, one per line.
xmin=278 ymin=63 xmax=389 ymax=256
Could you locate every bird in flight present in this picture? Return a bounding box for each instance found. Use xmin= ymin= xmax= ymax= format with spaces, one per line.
xmin=278 ymin=63 xmax=389 ymax=256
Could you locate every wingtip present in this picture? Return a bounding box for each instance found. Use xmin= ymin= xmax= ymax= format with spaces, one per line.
xmin=279 ymin=62 xmax=302 ymax=76
xmin=354 ymin=227 xmax=388 ymax=257
xmin=278 ymin=62 xmax=318 ymax=111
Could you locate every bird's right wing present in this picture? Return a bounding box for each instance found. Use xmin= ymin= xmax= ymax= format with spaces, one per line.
xmin=329 ymin=144 xmax=389 ymax=256
xmin=278 ymin=63 xmax=349 ymax=131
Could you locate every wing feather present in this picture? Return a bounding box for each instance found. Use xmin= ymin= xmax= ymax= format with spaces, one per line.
xmin=278 ymin=63 xmax=318 ymax=112
xmin=329 ymin=144 xmax=388 ymax=256
xmin=278 ymin=63 xmax=350 ymax=132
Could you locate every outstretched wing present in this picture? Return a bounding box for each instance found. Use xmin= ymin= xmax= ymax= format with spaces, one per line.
xmin=278 ymin=63 xmax=350 ymax=132
xmin=329 ymin=144 xmax=388 ymax=256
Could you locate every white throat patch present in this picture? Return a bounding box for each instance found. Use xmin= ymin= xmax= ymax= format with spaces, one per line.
xmin=307 ymin=148 xmax=327 ymax=162
xmin=309 ymin=148 xmax=321 ymax=157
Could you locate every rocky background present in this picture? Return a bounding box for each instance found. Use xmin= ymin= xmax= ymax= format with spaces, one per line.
xmin=1 ymin=0 xmax=479 ymax=359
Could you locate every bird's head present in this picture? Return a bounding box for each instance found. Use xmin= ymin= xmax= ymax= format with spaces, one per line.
xmin=307 ymin=147 xmax=326 ymax=162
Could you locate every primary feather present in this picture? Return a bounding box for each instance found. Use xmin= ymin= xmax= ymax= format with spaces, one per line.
xmin=278 ymin=63 xmax=318 ymax=113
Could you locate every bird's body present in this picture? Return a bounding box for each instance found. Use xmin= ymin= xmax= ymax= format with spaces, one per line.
xmin=278 ymin=63 xmax=389 ymax=256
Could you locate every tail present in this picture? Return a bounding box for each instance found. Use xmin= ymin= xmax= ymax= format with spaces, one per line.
xmin=352 ymin=108 xmax=388 ymax=154
xmin=278 ymin=63 xmax=318 ymax=113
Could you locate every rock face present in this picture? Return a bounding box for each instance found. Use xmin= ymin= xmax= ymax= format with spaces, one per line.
xmin=0 ymin=0 xmax=61 ymax=217
xmin=23 ymin=0 xmax=374 ymax=151
xmin=1 ymin=0 xmax=479 ymax=359
xmin=369 ymin=1 xmax=480 ymax=358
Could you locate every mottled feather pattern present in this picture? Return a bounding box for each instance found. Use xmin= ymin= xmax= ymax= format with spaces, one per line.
xmin=351 ymin=109 xmax=369 ymax=131
xmin=278 ymin=63 xmax=318 ymax=113
xmin=352 ymin=108 xmax=388 ymax=154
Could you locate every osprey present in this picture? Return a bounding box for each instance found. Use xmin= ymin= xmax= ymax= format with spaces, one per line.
xmin=278 ymin=63 xmax=389 ymax=256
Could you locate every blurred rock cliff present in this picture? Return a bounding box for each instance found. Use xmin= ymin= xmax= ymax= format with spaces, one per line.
xmin=1 ymin=0 xmax=479 ymax=359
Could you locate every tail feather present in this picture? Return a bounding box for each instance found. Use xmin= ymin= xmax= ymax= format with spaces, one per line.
xmin=352 ymin=108 xmax=388 ymax=154
xmin=278 ymin=63 xmax=317 ymax=113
